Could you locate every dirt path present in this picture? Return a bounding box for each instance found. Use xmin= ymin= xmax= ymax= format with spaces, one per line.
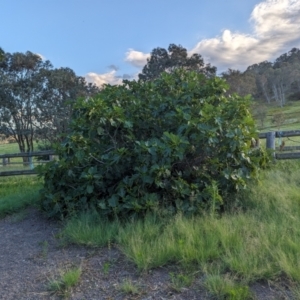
xmin=0 ymin=208 xmax=293 ymax=299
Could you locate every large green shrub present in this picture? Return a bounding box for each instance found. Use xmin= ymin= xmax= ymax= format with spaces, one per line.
xmin=39 ymin=69 xmax=269 ymax=219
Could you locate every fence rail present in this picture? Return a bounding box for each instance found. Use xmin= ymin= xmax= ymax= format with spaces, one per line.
xmin=259 ymin=130 xmax=300 ymax=160
xmin=1 ymin=130 xmax=300 ymax=177
xmin=0 ymin=150 xmax=56 ymax=159
xmin=259 ymin=130 xmax=300 ymax=139
xmin=0 ymin=150 xmax=56 ymax=177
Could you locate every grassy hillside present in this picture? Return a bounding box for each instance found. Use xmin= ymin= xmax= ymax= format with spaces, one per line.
xmin=255 ymin=101 xmax=300 ymax=132
xmin=253 ymin=101 xmax=300 ymax=151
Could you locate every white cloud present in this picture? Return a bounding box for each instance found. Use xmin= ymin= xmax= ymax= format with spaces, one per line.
xmin=35 ymin=53 xmax=45 ymax=60
xmin=125 ymin=49 xmax=150 ymax=68
xmin=85 ymin=70 xmax=123 ymax=87
xmin=85 ymin=70 xmax=137 ymax=86
xmin=88 ymin=0 xmax=300 ymax=83
xmin=191 ymin=0 xmax=300 ymax=72
xmin=85 ymin=49 xmax=147 ymax=86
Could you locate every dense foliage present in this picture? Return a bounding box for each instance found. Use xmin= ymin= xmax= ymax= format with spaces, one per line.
xmin=39 ymin=69 xmax=269 ymax=219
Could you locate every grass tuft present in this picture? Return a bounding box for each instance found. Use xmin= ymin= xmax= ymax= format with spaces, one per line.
xmin=48 ymin=267 xmax=81 ymax=298
xmin=117 ymin=278 xmax=141 ymax=295
xmin=204 ymin=273 xmax=253 ymax=300
xmin=169 ymin=271 xmax=194 ymax=292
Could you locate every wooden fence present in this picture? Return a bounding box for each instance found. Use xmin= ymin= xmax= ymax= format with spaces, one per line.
xmin=0 ymin=150 xmax=56 ymax=176
xmin=259 ymin=130 xmax=300 ymax=159
xmin=1 ymin=130 xmax=300 ymax=177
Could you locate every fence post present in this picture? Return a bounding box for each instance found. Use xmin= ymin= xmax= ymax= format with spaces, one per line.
xmin=29 ymin=155 xmax=34 ymax=170
xmin=266 ymin=131 xmax=276 ymax=158
xmin=2 ymin=157 xmax=8 ymax=166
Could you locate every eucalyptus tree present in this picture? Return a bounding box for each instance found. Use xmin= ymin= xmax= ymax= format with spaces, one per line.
xmin=0 ymin=47 xmax=4 ymax=61
xmin=0 ymin=51 xmax=52 ymax=152
xmin=221 ymin=68 xmax=257 ymax=97
xmin=35 ymin=67 xmax=99 ymax=145
xmin=138 ymin=44 xmax=216 ymax=81
xmin=0 ymin=50 xmax=99 ymax=153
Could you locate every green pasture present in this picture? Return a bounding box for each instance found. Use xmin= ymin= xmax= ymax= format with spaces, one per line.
xmin=0 ymin=142 xmax=20 ymax=154
xmin=256 ymin=101 xmax=300 ymax=132
xmin=253 ymin=101 xmax=300 ymax=151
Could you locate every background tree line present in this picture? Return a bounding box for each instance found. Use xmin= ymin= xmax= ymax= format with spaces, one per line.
xmin=0 ymin=44 xmax=299 ymax=154
xmin=139 ymin=44 xmax=300 ymax=111
xmin=221 ymin=48 xmax=300 ymax=107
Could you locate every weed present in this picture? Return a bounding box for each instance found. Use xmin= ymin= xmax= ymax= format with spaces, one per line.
xmin=39 ymin=240 xmax=49 ymax=259
xmin=102 ymin=261 xmax=111 ymax=276
xmin=225 ymin=285 xmax=253 ymax=300
xmin=169 ymin=272 xmax=194 ymax=292
xmin=204 ymin=274 xmax=252 ymax=300
xmin=48 ymin=267 xmax=81 ymax=298
xmin=118 ymin=278 xmax=140 ymax=295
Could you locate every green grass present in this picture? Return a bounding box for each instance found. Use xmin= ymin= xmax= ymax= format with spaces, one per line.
xmin=0 ymin=141 xmax=40 ymax=154
xmin=0 ymin=175 xmax=42 ymax=218
xmin=203 ymin=273 xmax=253 ymax=300
xmin=58 ymin=159 xmax=300 ymax=296
xmin=0 ymin=142 xmax=20 ymax=154
xmin=255 ymin=101 xmax=300 ymax=132
xmin=62 ymin=211 xmax=119 ymax=247
xmin=117 ymin=278 xmax=141 ymax=296
xmin=169 ymin=271 xmax=194 ymax=292
xmin=48 ymin=267 xmax=81 ymax=298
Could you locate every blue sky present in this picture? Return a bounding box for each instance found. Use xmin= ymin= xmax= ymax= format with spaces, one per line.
xmin=1 ymin=0 xmax=300 ymax=85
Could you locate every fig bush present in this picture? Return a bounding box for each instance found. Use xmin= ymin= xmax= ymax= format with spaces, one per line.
xmin=39 ymin=69 xmax=269 ymax=219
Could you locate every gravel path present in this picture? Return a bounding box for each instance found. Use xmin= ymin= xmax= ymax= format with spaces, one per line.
xmin=0 ymin=208 xmax=294 ymax=299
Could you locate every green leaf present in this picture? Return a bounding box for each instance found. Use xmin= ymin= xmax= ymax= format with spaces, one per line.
xmin=108 ymin=195 xmax=118 ymax=207
xmin=97 ymin=127 xmax=104 ymax=135
xmin=87 ymin=185 xmax=94 ymax=194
